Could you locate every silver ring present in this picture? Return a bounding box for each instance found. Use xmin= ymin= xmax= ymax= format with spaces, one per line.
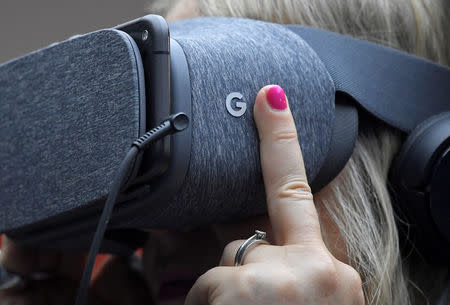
xmin=234 ymin=230 xmax=270 ymax=266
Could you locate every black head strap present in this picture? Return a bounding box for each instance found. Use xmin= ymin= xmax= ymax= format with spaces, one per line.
xmin=286 ymin=25 xmax=450 ymax=133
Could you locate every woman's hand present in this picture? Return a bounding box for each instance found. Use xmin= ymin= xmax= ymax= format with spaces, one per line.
xmin=184 ymin=85 xmax=365 ymax=305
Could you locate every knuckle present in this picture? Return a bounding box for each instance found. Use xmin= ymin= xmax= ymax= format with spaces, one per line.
xmin=196 ymin=267 xmax=222 ymax=304
xmin=273 ymin=268 xmax=300 ymax=302
xmin=348 ymin=267 xmax=363 ymax=290
xmin=197 ymin=267 xmax=214 ymax=286
xmin=271 ymin=128 xmax=298 ymax=144
xmin=239 ymin=267 xmax=258 ymax=287
xmin=311 ymin=257 xmax=339 ymax=293
xmin=276 ymin=174 xmax=313 ymax=201
xmin=198 ymin=266 xmax=223 ymax=290
xmin=236 ymin=269 xmax=256 ymax=300
xmin=345 ymin=267 xmax=365 ymax=305
xmin=202 ymin=266 xmax=221 ymax=280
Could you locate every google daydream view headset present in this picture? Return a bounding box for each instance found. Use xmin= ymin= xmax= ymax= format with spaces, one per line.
xmin=0 ymin=15 xmax=449 ymax=267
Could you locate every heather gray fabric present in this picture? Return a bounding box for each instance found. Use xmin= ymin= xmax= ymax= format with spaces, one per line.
xmin=0 ymin=29 xmax=145 ymax=232
xmin=120 ymin=17 xmax=335 ymax=228
xmin=2 ymin=17 xmax=336 ymax=248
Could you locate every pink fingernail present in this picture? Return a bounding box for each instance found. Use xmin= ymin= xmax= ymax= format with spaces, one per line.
xmin=266 ymin=85 xmax=287 ymax=111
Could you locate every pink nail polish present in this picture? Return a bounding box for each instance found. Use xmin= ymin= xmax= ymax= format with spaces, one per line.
xmin=266 ymin=85 xmax=287 ymax=110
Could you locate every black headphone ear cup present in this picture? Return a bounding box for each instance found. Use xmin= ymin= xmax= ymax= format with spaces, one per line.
xmin=391 ymin=112 xmax=450 ymax=187
xmin=389 ymin=112 xmax=450 ymax=263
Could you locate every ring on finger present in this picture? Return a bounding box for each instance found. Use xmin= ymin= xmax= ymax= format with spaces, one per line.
xmin=234 ymin=230 xmax=270 ymax=266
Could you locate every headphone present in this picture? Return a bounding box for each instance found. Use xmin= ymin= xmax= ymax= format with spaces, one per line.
xmin=390 ymin=111 xmax=450 ymax=262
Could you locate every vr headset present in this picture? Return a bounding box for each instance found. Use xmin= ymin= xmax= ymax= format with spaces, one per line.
xmin=1 ymin=15 xmax=449 ymax=266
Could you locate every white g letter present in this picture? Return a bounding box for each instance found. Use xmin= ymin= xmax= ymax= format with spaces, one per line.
xmin=226 ymin=92 xmax=246 ymax=117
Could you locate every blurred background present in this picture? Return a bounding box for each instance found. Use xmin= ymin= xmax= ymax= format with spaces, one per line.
xmin=0 ymin=0 xmax=174 ymax=64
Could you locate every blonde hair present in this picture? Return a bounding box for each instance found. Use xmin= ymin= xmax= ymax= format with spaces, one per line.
xmin=150 ymin=1 xmax=450 ymax=304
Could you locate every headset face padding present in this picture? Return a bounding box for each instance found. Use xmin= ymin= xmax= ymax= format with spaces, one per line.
xmin=389 ymin=112 xmax=450 ymax=263
xmin=0 ymin=29 xmax=146 ymax=235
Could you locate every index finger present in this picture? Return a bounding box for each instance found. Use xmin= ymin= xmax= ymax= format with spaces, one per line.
xmin=253 ymin=85 xmax=323 ymax=246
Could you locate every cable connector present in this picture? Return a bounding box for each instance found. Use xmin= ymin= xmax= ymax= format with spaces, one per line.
xmin=132 ymin=112 xmax=189 ymax=150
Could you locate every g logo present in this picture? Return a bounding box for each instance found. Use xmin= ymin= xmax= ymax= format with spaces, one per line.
xmin=226 ymin=92 xmax=246 ymax=117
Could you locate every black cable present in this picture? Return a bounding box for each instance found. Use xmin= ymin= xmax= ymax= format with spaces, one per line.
xmin=75 ymin=112 xmax=189 ymax=305
xmin=75 ymin=146 xmax=138 ymax=305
